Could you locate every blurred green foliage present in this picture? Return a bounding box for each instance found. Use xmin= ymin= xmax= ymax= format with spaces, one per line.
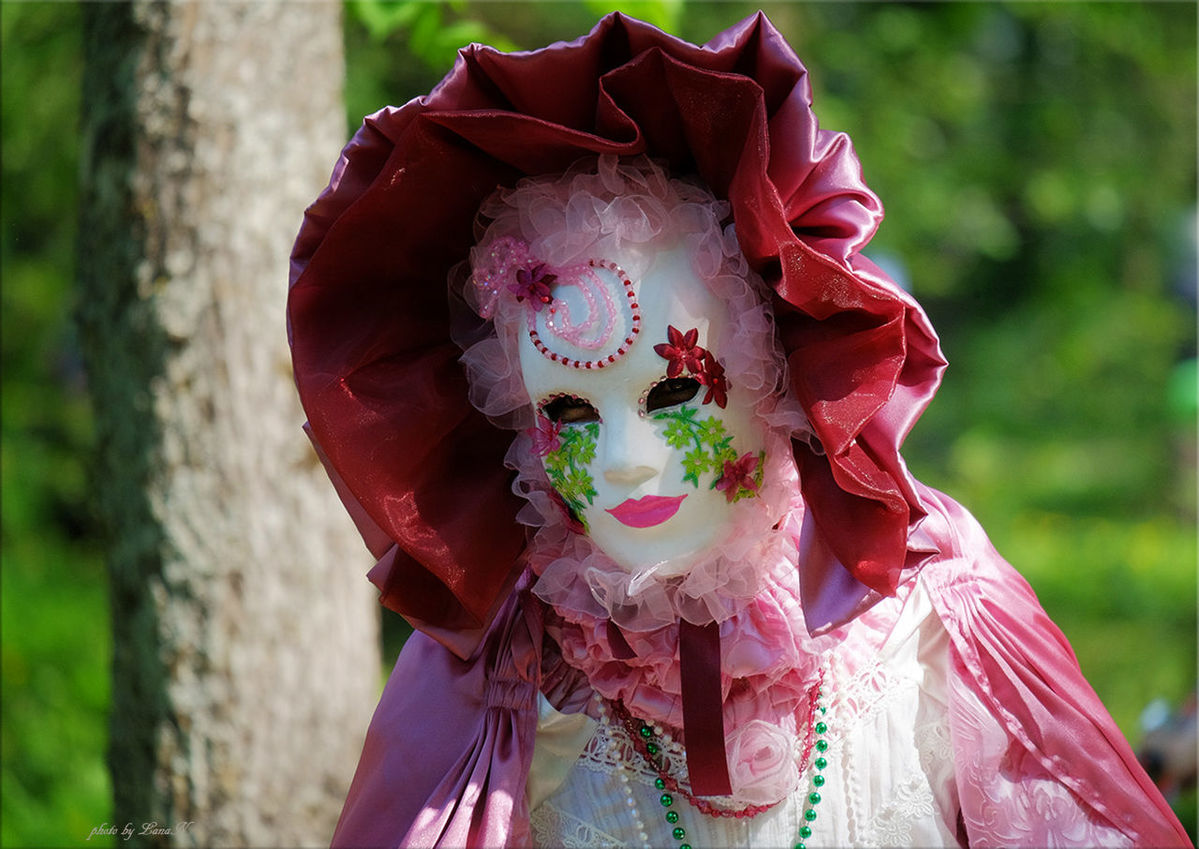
xmin=350 ymin=0 xmax=519 ymax=70
xmin=2 ymin=3 xmax=114 ymax=847
xmin=3 ymin=2 xmax=1194 ymax=846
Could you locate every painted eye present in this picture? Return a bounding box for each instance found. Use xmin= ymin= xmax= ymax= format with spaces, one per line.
xmin=541 ymin=395 xmax=600 ymax=424
xmin=645 ymin=377 xmax=700 ymax=412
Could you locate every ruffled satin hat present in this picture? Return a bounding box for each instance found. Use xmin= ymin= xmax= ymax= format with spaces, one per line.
xmin=287 ymin=12 xmax=946 ymax=639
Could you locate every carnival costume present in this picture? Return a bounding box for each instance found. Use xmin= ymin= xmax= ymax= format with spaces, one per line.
xmin=287 ymin=13 xmax=1190 ymax=848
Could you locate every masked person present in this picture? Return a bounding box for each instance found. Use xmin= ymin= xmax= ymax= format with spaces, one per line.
xmin=287 ymin=14 xmax=1190 ymax=849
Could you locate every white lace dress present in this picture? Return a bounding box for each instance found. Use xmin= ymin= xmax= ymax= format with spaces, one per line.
xmin=528 ymin=575 xmax=963 ymax=849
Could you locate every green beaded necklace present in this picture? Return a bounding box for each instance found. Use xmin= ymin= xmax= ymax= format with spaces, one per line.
xmin=619 ymin=675 xmax=830 ymax=849
xmin=797 ymin=682 xmax=830 ymax=849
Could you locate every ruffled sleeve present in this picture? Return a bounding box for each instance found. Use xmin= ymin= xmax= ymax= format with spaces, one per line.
xmin=919 ymin=488 xmax=1190 ymax=848
xmin=330 ymin=585 xmax=542 ymax=848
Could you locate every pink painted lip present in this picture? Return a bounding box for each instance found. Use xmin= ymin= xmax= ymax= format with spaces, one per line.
xmin=605 ymin=494 xmax=688 ymax=528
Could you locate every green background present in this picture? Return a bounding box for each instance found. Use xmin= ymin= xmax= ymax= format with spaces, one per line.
xmin=3 ymin=2 xmax=1195 ymax=845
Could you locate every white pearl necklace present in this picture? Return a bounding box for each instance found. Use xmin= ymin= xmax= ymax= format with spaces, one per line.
xmin=595 ymin=693 xmax=653 ymax=849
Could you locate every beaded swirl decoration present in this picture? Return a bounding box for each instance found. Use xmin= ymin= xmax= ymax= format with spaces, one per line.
xmin=603 ymin=671 xmax=829 ymax=849
xmin=471 ymin=236 xmax=642 ymax=370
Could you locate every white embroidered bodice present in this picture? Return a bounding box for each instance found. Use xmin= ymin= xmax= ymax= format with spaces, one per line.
xmin=528 ymin=576 xmax=962 ymax=848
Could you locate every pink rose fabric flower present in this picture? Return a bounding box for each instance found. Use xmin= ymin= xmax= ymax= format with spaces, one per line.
xmin=726 ymin=720 xmax=799 ymax=805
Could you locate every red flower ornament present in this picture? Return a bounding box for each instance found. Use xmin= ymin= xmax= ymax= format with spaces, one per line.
xmin=529 ymin=414 xmax=562 ymax=457
xmin=714 ymin=452 xmax=760 ymax=502
xmin=653 ymin=325 xmax=705 ymax=378
xmin=699 ymin=351 xmax=729 ymax=408
xmin=509 ymin=263 xmax=556 ymax=311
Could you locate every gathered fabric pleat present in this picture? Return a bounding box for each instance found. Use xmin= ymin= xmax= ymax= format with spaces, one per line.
xmin=920 ymin=486 xmax=1191 ymax=848
xmin=331 ymin=582 xmax=543 ymax=849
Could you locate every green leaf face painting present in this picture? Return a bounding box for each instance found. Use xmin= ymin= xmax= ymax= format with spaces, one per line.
xmin=542 ymin=422 xmax=600 ymax=526
xmin=539 ymin=406 xmax=761 ymax=533
xmin=654 ymin=405 xmax=763 ymax=502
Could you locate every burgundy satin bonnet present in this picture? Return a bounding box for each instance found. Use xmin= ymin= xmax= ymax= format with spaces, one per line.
xmin=287 ymin=12 xmax=947 ymax=635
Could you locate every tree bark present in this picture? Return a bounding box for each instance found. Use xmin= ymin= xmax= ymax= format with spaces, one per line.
xmin=77 ymin=3 xmax=379 ymax=845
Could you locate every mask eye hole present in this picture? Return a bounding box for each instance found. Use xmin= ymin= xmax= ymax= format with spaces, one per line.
xmin=541 ymin=395 xmax=600 ymax=424
xmin=645 ymin=377 xmax=700 ymax=413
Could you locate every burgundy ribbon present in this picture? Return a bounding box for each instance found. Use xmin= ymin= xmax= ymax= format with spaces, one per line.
xmin=679 ymin=619 xmax=732 ymax=796
xmin=607 ymin=619 xmax=636 ymax=660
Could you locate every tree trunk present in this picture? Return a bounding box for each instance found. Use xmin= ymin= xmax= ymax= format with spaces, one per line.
xmin=77 ymin=3 xmax=379 ymax=845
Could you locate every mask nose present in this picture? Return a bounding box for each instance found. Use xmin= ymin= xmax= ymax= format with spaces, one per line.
xmin=601 ymin=409 xmax=659 ymax=487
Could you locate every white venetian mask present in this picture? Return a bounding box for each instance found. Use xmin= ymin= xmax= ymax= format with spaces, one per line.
xmin=515 ymin=242 xmax=768 ymax=575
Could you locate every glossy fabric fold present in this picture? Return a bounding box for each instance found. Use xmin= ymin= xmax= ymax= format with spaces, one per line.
xmin=331 ymin=583 xmax=542 ymax=848
xmin=921 ymin=487 xmax=1190 ymax=848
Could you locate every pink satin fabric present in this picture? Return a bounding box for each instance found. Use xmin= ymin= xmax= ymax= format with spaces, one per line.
xmin=331 ymin=581 xmax=541 ymax=848
xmin=918 ymin=486 xmax=1189 ymax=848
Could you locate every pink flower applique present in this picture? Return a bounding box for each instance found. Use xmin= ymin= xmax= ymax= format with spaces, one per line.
xmin=726 ymin=720 xmax=800 ymax=805
xmin=653 ymin=325 xmax=705 ymax=378
xmin=529 ymin=414 xmax=562 ymax=457
xmin=698 ymin=350 xmax=729 ymax=408
xmin=714 ymin=452 xmax=760 ymax=502
xmin=509 ymin=263 xmax=556 ymax=311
